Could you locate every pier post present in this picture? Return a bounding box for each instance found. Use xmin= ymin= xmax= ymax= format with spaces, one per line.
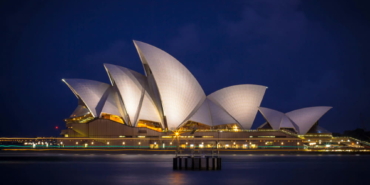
xmin=173 ymin=158 xmax=178 ymax=170
xmin=173 ymin=156 xmax=221 ymax=170
xmin=206 ymin=157 xmax=209 ymax=170
xmin=179 ymin=157 xmax=182 ymax=170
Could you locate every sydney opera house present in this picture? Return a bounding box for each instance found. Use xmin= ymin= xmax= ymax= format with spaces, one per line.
xmin=58 ymin=40 xmax=339 ymax=149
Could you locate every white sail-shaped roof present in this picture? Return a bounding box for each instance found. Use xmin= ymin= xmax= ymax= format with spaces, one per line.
xmin=258 ymin=107 xmax=284 ymax=130
xmin=258 ymin=106 xmax=332 ymax=134
xmin=100 ymin=87 xmax=125 ymax=118
xmin=286 ymin=106 xmax=332 ymax=135
xmin=208 ymin=99 xmax=238 ymax=126
xmin=104 ymin=63 xmax=162 ymax=126
xmin=280 ymin=115 xmax=298 ymax=132
xmin=62 ymin=79 xmax=111 ymax=117
xmin=133 ymin=40 xmax=206 ymax=130
xmin=136 ymin=94 xmax=162 ymax=126
xmin=208 ymin=85 xmax=267 ymax=129
xmin=70 ymin=104 xmax=90 ymax=118
xmin=187 ymin=99 xmax=213 ymax=126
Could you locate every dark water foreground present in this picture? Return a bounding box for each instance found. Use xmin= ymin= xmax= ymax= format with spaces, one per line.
xmin=0 ymin=152 xmax=368 ymax=185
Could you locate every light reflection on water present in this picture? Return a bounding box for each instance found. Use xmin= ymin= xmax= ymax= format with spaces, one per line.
xmin=0 ymin=153 xmax=369 ymax=185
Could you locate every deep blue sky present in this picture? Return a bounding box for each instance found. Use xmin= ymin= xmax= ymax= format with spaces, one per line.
xmin=1 ymin=0 xmax=370 ymax=137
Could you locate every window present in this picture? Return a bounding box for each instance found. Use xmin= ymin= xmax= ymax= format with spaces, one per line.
xmin=203 ymin=136 xmax=213 ymax=138
xmin=265 ymin=142 xmax=273 ymax=146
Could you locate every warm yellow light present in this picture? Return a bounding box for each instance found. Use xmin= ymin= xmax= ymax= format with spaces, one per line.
xmin=122 ymin=142 xmax=125 ymax=145
xmin=107 ymin=142 xmax=110 ymax=145
xmin=175 ymin=132 xmax=179 ymax=136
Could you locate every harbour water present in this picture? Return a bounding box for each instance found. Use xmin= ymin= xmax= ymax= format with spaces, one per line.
xmin=0 ymin=152 xmax=368 ymax=185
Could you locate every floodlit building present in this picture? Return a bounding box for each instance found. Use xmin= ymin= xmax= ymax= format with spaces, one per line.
xmin=3 ymin=40 xmax=368 ymax=152
xmin=60 ymin=40 xmax=334 ymax=148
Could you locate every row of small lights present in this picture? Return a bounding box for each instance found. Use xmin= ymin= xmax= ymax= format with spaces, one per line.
xmin=306 ymin=139 xmax=358 ymax=144
xmin=71 ymin=141 xmax=176 ymax=146
xmin=25 ymin=139 xmax=358 ymax=147
xmin=57 ymin=141 xmax=301 ymax=146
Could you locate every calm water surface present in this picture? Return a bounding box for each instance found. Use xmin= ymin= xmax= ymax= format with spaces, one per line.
xmin=0 ymin=152 xmax=368 ymax=185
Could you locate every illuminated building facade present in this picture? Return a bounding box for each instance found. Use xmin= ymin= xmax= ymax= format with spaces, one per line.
xmin=61 ymin=40 xmax=334 ymax=147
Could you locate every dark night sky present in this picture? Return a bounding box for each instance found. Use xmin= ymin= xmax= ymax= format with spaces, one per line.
xmin=1 ymin=0 xmax=370 ymax=137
